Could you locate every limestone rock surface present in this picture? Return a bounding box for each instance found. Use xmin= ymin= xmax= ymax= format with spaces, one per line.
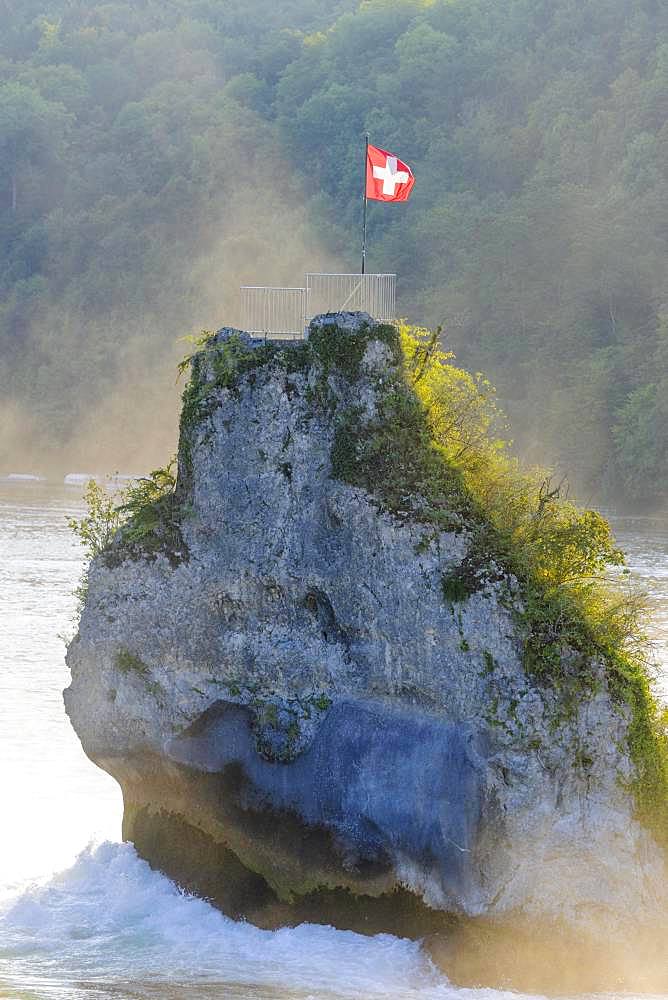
xmin=65 ymin=313 xmax=667 ymax=991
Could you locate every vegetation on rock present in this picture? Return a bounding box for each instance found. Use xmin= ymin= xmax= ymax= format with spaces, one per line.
xmin=68 ymin=462 xmax=186 ymax=617
xmin=115 ymin=647 xmax=150 ymax=676
xmin=67 ymin=478 xmax=124 ymax=621
xmin=67 ymin=479 xmax=125 ymax=560
xmin=113 ymin=459 xmax=187 ymax=564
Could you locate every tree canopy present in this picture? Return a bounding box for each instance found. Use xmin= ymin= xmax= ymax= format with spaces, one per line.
xmin=1 ymin=0 xmax=667 ymax=503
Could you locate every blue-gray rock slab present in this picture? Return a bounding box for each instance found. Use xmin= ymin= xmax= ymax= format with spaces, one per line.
xmin=167 ymin=699 xmax=492 ymax=914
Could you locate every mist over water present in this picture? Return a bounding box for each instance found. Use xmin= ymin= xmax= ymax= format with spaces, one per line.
xmin=0 ymin=482 xmax=666 ymax=1000
xmin=0 ymin=173 xmax=341 ymax=481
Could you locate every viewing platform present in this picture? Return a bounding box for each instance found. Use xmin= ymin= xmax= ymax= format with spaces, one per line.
xmin=240 ymin=273 xmax=396 ymax=338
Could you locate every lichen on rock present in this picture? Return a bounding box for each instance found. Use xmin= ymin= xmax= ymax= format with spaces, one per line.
xmin=65 ymin=312 xmax=668 ymax=993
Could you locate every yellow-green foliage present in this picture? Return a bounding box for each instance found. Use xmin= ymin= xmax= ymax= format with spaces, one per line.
xmin=69 ymin=460 xmax=186 ymax=577
xmin=67 ymin=479 xmax=125 ymax=560
xmin=67 ymin=478 xmax=125 ymax=620
xmin=402 ymin=326 xmax=629 ymax=642
xmin=401 ymin=324 xmax=668 ymax=841
xmin=401 ymin=327 xmax=643 ymax=660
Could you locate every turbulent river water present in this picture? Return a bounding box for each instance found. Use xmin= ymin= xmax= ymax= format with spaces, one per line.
xmin=0 ymin=481 xmax=666 ymax=1000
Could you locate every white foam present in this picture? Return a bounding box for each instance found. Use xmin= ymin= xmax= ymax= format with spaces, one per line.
xmin=0 ymin=843 xmax=535 ymax=1000
xmin=63 ymin=473 xmax=101 ymax=485
xmin=0 ymin=843 xmax=423 ymax=994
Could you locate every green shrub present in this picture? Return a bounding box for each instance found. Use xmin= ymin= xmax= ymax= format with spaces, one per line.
xmin=68 ymin=479 xmax=125 ymax=623
xmin=67 ymin=479 xmax=125 ymax=560
xmin=68 ymin=459 xmax=186 ymax=618
xmin=116 ymin=460 xmax=179 ymax=546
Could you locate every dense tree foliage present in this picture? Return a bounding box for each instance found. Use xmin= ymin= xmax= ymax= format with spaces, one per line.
xmin=1 ymin=0 xmax=667 ymax=503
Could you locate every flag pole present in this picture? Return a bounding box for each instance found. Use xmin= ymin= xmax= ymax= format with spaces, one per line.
xmin=361 ymin=131 xmax=369 ymax=275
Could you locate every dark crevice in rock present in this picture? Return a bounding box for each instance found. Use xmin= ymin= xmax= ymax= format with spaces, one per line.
xmin=303 ymin=588 xmax=347 ymax=645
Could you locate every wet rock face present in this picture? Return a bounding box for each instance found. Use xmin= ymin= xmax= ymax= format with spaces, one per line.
xmin=65 ymin=313 xmax=666 ymax=987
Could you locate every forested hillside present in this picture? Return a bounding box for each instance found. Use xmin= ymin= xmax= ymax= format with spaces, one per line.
xmin=2 ymin=0 xmax=667 ymax=503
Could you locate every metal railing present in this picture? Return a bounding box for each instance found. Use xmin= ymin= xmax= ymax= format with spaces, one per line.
xmin=239 ymin=273 xmax=396 ymax=338
xmin=306 ymin=273 xmax=396 ymax=322
xmin=240 ymin=286 xmax=307 ymax=338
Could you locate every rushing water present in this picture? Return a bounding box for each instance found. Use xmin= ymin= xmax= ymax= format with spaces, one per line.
xmin=0 ymin=482 xmax=666 ymax=1000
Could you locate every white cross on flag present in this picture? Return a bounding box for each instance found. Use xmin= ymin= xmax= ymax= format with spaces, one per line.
xmin=366 ymin=143 xmax=415 ymax=202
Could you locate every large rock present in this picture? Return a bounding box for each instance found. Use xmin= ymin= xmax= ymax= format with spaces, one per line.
xmin=65 ymin=313 xmax=667 ymax=992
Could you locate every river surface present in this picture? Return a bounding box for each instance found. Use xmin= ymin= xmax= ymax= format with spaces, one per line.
xmin=0 ymin=481 xmax=666 ymax=1000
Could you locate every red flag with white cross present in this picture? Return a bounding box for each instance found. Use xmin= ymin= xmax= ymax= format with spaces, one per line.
xmin=366 ymin=143 xmax=415 ymax=202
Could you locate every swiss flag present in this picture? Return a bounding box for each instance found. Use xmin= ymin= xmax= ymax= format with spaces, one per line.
xmin=366 ymin=143 xmax=415 ymax=202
